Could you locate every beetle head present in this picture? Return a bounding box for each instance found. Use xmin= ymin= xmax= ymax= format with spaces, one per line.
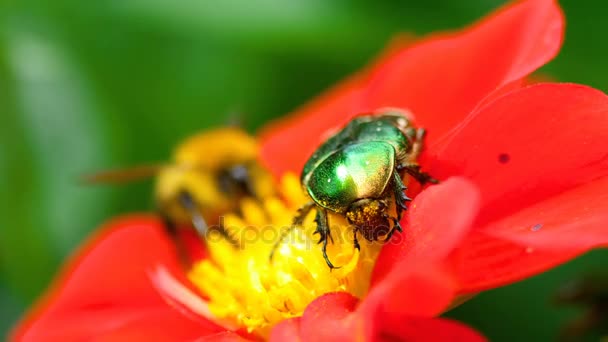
xmin=346 ymin=198 xmax=391 ymax=241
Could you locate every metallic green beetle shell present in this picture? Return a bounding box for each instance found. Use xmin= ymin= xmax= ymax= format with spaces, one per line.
xmin=302 ymin=113 xmax=414 ymax=213
xmin=305 ymin=142 xmax=395 ymax=212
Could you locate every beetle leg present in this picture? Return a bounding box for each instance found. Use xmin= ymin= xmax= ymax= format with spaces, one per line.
xmin=315 ymin=208 xmax=338 ymax=270
xmin=382 ymin=174 xmax=406 ymax=243
xmin=315 ymin=208 xmax=334 ymax=245
xmin=381 ymin=214 xmax=402 ymax=242
xmin=399 ymin=127 xmax=438 ymax=184
xmin=393 ymin=172 xmax=411 ymax=222
xmin=353 ymin=228 xmax=361 ymax=251
xmin=411 ymin=128 xmax=427 ymax=159
xmin=403 ymin=127 xmax=417 ymax=142
xmin=269 ymin=201 xmax=315 ymax=261
xmin=404 ymin=127 xmax=428 ymax=160
xmin=397 ymin=162 xmax=438 ymax=185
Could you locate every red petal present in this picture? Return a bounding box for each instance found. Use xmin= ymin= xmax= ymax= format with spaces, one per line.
xmin=448 ymin=233 xmax=583 ymax=292
xmin=366 ymin=0 xmax=563 ymax=146
xmin=364 ymin=266 xmax=456 ymax=318
xmin=299 ymin=292 xmax=359 ymax=341
xmin=259 ymin=74 xmax=366 ymax=177
xmin=372 ymin=177 xmax=480 ymax=285
xmin=427 ymin=83 xmax=608 ymax=229
xmin=297 ymin=292 xmax=485 ymax=342
xmin=260 ymin=0 xmax=563 ymax=179
xmin=269 ymin=318 xmax=301 ymax=342
xmin=197 ymin=331 xmax=252 ymax=342
xmin=483 ymin=176 xmax=608 ymax=249
xmin=12 ymin=215 xmax=224 ymax=341
xmin=258 ymin=36 xmax=415 ymax=177
xmin=368 ymin=316 xmax=487 ymax=342
xmin=425 ymin=83 xmax=608 ymax=291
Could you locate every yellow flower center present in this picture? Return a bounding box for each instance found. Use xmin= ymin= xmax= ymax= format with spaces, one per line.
xmin=188 ymin=173 xmax=382 ymax=337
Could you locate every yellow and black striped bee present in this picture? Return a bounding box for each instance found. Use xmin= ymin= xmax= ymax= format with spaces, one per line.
xmin=85 ymin=127 xmax=275 ymax=261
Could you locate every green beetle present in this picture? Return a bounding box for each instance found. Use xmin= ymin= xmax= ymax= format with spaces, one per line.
xmin=271 ymin=109 xmax=437 ymax=269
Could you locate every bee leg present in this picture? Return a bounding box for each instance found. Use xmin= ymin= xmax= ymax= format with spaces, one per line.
xmin=177 ymin=190 xmax=209 ymax=238
xmin=397 ymin=162 xmax=438 ymax=185
xmin=228 ymin=164 xmax=257 ymax=199
xmin=314 ymin=208 xmax=338 ymax=270
xmin=178 ymin=190 xmax=240 ymax=247
xmin=269 ymin=201 xmax=315 ymax=261
xmin=159 ymin=213 xmax=191 ymax=267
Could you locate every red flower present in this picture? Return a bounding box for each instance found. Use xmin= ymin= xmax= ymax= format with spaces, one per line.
xmin=13 ymin=0 xmax=608 ymax=340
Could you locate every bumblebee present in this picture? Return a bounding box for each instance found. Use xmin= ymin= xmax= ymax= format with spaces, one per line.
xmin=86 ymin=127 xmax=275 ymax=259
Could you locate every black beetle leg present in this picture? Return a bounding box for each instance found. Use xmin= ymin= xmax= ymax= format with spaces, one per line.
xmin=382 ymin=176 xmax=404 ymax=243
xmin=269 ymin=201 xmax=315 ymax=261
xmin=392 ymin=172 xmax=411 ymax=222
xmin=388 ymin=217 xmax=402 ymax=241
xmin=314 ymin=208 xmax=338 ymax=270
xmin=397 ymin=162 xmax=438 ymax=185
xmin=403 ymin=127 xmax=417 ymax=143
xmin=353 ymin=228 xmax=361 ymax=251
xmin=411 ymin=128 xmax=427 ymax=159
xmin=381 ymin=213 xmax=402 ymax=243
xmin=398 ymin=127 xmax=438 ymax=184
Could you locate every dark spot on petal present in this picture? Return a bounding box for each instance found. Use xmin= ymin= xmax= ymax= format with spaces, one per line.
xmin=531 ymin=223 xmax=543 ymax=232
xmin=498 ymin=153 xmax=510 ymax=164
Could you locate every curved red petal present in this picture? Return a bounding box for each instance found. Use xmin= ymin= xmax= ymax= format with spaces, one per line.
xmin=368 ymin=316 xmax=487 ymax=342
xmin=260 ymin=0 xmax=563 ymax=178
xmin=197 ymin=331 xmax=252 ymax=342
xmin=12 ymin=215 xmax=224 ymax=341
xmin=366 ymin=0 xmax=563 ymax=146
xmin=299 ymin=292 xmax=360 ymax=341
xmin=483 ymin=175 xmax=608 ymax=249
xmin=258 ymin=36 xmax=414 ymax=177
xmin=259 ymin=74 xmax=366 ymax=177
xmin=372 ymin=177 xmax=480 ymax=285
xmin=448 ymin=232 xmax=583 ymax=292
xmin=428 ymin=83 xmax=608 ymax=291
xmin=364 ymin=266 xmax=456 ymax=319
xmin=269 ymin=318 xmax=301 ymax=342
xmin=426 ymin=83 xmax=608 ymax=229
xmin=297 ymin=291 xmax=484 ymax=342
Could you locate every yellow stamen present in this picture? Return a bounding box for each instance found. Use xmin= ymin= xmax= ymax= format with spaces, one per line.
xmin=188 ymin=173 xmax=382 ymax=337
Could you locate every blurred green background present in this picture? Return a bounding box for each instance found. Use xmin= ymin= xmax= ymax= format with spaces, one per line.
xmin=1 ymin=0 xmax=607 ymax=340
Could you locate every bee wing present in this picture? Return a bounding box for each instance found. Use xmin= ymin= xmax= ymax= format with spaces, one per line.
xmin=81 ymin=164 xmax=166 ymax=184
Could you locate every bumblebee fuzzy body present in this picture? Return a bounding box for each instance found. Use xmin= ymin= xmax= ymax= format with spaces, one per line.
xmin=156 ymin=128 xmax=274 ymax=230
xmin=87 ymin=127 xmax=274 ymax=262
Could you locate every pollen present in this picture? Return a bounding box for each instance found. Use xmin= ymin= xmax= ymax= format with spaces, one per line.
xmin=188 ymin=173 xmax=382 ymax=337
